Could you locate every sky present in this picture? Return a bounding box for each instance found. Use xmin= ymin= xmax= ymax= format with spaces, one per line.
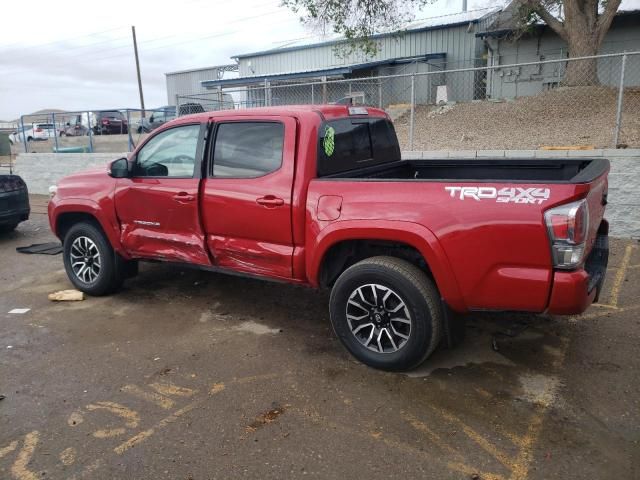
xmin=0 ymin=0 xmax=638 ymax=121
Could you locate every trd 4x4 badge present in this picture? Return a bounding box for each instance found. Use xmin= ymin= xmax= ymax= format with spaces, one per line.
xmin=445 ymin=186 xmax=551 ymax=204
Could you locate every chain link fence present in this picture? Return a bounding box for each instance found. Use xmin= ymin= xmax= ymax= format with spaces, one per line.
xmin=177 ymin=51 xmax=640 ymax=151
xmin=12 ymin=108 xmax=178 ymax=155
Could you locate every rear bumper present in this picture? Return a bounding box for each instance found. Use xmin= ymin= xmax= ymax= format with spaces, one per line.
xmin=546 ymin=222 xmax=609 ymax=315
xmin=0 ymin=189 xmax=30 ymax=225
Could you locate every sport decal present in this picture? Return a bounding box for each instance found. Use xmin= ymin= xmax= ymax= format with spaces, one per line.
xmin=444 ymin=186 xmax=551 ymax=204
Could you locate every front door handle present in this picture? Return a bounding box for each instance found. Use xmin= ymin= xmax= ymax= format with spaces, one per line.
xmin=256 ymin=195 xmax=284 ymax=207
xmin=173 ymin=192 xmax=195 ymax=202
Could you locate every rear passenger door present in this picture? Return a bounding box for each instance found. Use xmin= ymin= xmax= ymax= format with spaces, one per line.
xmin=202 ymin=116 xmax=296 ymax=279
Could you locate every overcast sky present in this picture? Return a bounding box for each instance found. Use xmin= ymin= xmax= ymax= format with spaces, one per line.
xmin=1 ymin=0 xmax=638 ymax=121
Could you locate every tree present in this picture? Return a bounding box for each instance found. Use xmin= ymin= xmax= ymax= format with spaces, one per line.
xmin=520 ymin=0 xmax=622 ymax=85
xmin=283 ymin=0 xmax=624 ymax=86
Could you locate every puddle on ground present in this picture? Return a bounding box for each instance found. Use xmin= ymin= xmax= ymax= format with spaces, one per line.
xmin=407 ymin=328 xmax=515 ymax=378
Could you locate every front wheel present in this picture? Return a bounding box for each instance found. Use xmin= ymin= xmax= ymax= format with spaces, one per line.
xmin=63 ymin=222 xmax=125 ymax=296
xmin=329 ymin=256 xmax=443 ymax=371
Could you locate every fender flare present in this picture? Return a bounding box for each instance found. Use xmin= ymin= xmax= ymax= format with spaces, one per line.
xmin=306 ymin=219 xmax=466 ymax=312
xmin=49 ymin=198 xmax=129 ymax=259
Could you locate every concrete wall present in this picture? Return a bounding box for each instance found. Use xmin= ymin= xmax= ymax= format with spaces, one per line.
xmin=15 ymin=150 xmax=638 ymax=238
xmin=404 ymin=149 xmax=640 ymax=238
xmin=14 ymin=153 xmax=127 ymax=196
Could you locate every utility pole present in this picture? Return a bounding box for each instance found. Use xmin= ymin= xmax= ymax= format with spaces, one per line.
xmin=132 ymin=26 xmax=146 ymax=117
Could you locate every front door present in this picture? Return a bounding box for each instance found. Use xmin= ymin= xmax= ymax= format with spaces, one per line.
xmin=201 ymin=116 xmax=296 ymax=279
xmin=114 ymin=123 xmax=211 ymax=266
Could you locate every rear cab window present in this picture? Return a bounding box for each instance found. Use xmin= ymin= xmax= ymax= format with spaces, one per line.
xmin=317 ymin=117 xmax=401 ymax=177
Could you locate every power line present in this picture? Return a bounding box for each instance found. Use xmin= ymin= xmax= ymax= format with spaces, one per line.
xmin=0 ymin=0 xmax=281 ymax=55
xmin=0 ymin=10 xmax=302 ymax=76
xmin=0 ymin=26 xmax=129 ymax=54
xmin=0 ymin=2 xmax=294 ymax=68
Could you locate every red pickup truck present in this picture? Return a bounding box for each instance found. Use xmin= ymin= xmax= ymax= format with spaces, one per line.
xmin=48 ymin=105 xmax=609 ymax=370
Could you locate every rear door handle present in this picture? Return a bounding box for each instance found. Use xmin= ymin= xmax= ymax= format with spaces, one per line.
xmin=256 ymin=195 xmax=284 ymax=207
xmin=173 ymin=192 xmax=196 ymax=202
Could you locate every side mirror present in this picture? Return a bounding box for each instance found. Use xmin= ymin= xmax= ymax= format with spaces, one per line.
xmin=66 ymin=122 xmax=70 ymax=126
xmin=149 ymin=115 xmax=154 ymax=122
xmin=108 ymin=158 xmax=129 ymax=178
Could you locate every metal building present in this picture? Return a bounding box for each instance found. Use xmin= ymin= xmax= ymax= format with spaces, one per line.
xmin=198 ymin=8 xmax=499 ymax=107
xmin=477 ymin=8 xmax=640 ymax=98
xmin=165 ymin=5 xmax=640 ymax=109
xmin=165 ymin=64 xmax=238 ymax=105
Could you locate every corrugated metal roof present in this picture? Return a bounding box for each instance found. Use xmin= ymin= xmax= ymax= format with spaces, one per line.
xmin=234 ymin=7 xmax=500 ymax=59
xmin=476 ymin=6 xmax=640 ymax=37
xmin=201 ymin=53 xmax=446 ymax=87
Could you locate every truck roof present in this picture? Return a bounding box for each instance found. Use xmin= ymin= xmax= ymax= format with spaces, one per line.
xmin=174 ymin=104 xmax=389 ymax=124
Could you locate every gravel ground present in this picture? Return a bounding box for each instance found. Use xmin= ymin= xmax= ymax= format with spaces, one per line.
xmin=395 ymin=86 xmax=640 ymax=150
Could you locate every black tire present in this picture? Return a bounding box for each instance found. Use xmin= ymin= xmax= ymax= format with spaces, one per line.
xmin=0 ymin=223 xmax=18 ymax=233
xmin=62 ymin=222 xmax=125 ymax=296
xmin=329 ymin=256 xmax=443 ymax=371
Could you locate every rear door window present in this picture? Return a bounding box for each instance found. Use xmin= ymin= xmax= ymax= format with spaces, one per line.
xmin=212 ymin=122 xmax=284 ymax=178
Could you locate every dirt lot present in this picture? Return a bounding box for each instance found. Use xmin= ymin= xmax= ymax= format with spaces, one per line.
xmin=394 ymin=86 xmax=640 ymax=150
xmin=1 ymin=196 xmax=639 ymax=479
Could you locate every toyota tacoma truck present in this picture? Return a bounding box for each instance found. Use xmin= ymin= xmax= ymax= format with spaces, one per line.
xmin=48 ymin=105 xmax=609 ymax=371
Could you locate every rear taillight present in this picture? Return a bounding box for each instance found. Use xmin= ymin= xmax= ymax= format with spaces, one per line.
xmin=544 ymin=199 xmax=589 ymax=269
xmin=35 ymin=128 xmax=43 ymax=132
xmin=102 ymin=119 xmax=110 ymax=125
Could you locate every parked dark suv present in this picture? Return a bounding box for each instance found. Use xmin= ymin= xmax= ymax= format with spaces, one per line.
xmin=93 ymin=111 xmax=128 ymax=135
xmin=0 ymin=175 xmax=30 ymax=232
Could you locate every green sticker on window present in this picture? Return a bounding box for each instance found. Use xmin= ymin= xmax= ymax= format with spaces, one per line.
xmin=323 ymin=126 xmax=335 ymax=157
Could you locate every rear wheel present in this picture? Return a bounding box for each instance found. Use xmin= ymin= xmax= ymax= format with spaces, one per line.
xmin=329 ymin=256 xmax=443 ymax=371
xmin=63 ymin=222 xmax=125 ymax=296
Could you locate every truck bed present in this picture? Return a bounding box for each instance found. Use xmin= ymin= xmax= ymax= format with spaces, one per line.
xmin=322 ymin=158 xmax=608 ymax=184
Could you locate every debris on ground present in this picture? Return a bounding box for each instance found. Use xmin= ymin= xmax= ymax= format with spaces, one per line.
xmin=48 ymin=290 xmax=84 ymax=302
xmin=245 ymin=404 xmax=287 ymax=433
xmin=8 ymin=308 xmax=30 ymax=314
xmin=16 ymin=242 xmax=63 ymax=255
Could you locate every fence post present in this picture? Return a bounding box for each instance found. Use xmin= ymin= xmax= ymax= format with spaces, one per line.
xmin=409 ymin=74 xmax=416 ymax=151
xmin=127 ymin=110 xmax=133 ymax=152
xmin=52 ymin=112 xmax=59 ymax=152
xmin=20 ymin=116 xmax=27 ymax=153
xmin=322 ymin=76 xmax=327 ymax=103
xmin=175 ymin=94 xmax=180 ymax=115
xmin=311 ymin=83 xmax=315 ymax=105
xmin=378 ymin=80 xmax=382 ymax=108
xmin=87 ymin=111 xmax=94 ymax=153
xmin=613 ymin=52 xmax=627 ymax=148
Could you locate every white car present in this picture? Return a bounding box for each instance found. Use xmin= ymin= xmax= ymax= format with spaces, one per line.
xmin=11 ymin=123 xmax=56 ymax=142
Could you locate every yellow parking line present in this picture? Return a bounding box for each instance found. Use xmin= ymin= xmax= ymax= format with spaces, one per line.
xmin=609 ymin=245 xmax=635 ymax=308
xmin=11 ymin=431 xmax=39 ymax=480
xmin=578 ymin=303 xmax=640 ymax=320
xmin=591 ymin=303 xmax=619 ymax=310
xmin=432 ymin=406 xmax=514 ymax=471
xmin=120 ymin=384 xmax=175 ymax=410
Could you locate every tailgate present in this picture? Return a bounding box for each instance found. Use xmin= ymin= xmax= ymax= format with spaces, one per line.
xmin=582 ymin=168 xmax=608 ymax=259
